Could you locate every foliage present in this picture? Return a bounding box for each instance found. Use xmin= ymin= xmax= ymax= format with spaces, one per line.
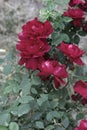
xmin=0 ymin=0 xmax=87 ymax=130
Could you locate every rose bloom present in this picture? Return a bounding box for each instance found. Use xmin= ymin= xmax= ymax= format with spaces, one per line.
xmin=79 ymin=0 xmax=87 ymax=12
xmin=73 ymin=18 xmax=82 ymax=27
xmin=16 ymin=38 xmax=50 ymax=70
xmin=81 ymin=98 xmax=87 ymax=105
xmin=16 ymin=18 xmax=53 ymax=70
xmin=69 ymin=0 xmax=83 ymax=7
xmin=18 ymin=17 xmax=53 ymax=40
xmin=37 ymin=60 xmax=68 ymax=89
xmin=74 ymin=80 xmax=87 ymax=99
xmin=57 ymin=42 xmax=85 ymax=65
xmin=74 ymin=120 xmax=87 ymax=130
xmin=63 ymin=8 xmax=84 ymax=19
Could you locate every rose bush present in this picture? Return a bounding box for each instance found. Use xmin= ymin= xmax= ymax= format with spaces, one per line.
xmin=0 ymin=0 xmax=87 ymax=130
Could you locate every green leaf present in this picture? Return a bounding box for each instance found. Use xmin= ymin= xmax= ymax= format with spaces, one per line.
xmin=6 ymin=52 xmax=14 ymax=61
xmin=4 ymin=80 xmax=20 ymax=94
xmin=3 ymin=64 xmax=12 ymax=75
xmin=76 ymin=113 xmax=84 ymax=120
xmin=31 ymin=88 xmax=37 ymax=94
xmin=63 ymin=17 xmax=72 ymax=23
xmin=45 ymin=125 xmax=54 ymax=130
xmin=20 ymin=74 xmax=31 ymax=95
xmin=37 ymin=94 xmax=48 ymax=106
xmin=52 ymin=33 xmax=70 ymax=45
xmin=0 ymin=126 xmax=8 ymax=130
xmin=61 ymin=33 xmax=70 ymax=43
xmin=18 ymin=96 xmax=34 ymax=104
xmin=31 ymin=112 xmax=42 ymax=121
xmin=17 ymin=104 xmax=31 ymax=117
xmin=0 ymin=59 xmax=4 ymax=64
xmin=78 ymin=30 xmax=87 ymax=36
xmin=56 ymin=126 xmax=65 ymax=130
xmin=62 ymin=117 xmax=69 ymax=128
xmin=9 ymin=122 xmax=19 ymax=130
xmin=11 ymin=104 xmax=31 ymax=117
xmin=72 ymin=35 xmax=80 ymax=44
xmin=46 ymin=111 xmax=61 ymax=121
xmin=36 ymin=121 xmax=44 ymax=129
xmin=0 ymin=113 xmax=10 ymax=126
xmin=31 ymin=76 xmax=41 ymax=85
xmin=46 ymin=112 xmax=53 ymax=121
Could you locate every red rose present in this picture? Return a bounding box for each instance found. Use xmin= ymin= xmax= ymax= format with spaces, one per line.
xmin=81 ymin=98 xmax=87 ymax=105
xmin=18 ymin=17 xmax=53 ymax=40
xmin=16 ymin=38 xmax=50 ymax=70
xmin=74 ymin=80 xmax=87 ymax=99
xmin=57 ymin=42 xmax=85 ymax=65
xmin=69 ymin=0 xmax=83 ymax=7
xmin=79 ymin=1 xmax=87 ymax=12
xmin=63 ymin=8 xmax=84 ymax=19
xmin=73 ymin=19 xmax=82 ymax=27
xmin=74 ymin=120 xmax=87 ymax=130
xmin=16 ymin=18 xmax=53 ymax=70
xmin=37 ymin=60 xmax=68 ymax=89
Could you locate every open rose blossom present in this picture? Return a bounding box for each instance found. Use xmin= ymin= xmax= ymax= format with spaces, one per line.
xmin=63 ymin=8 xmax=84 ymax=27
xmin=57 ymin=42 xmax=85 ymax=65
xmin=69 ymin=0 xmax=83 ymax=7
xmin=18 ymin=17 xmax=53 ymax=40
xmin=74 ymin=80 xmax=87 ymax=99
xmin=79 ymin=0 xmax=87 ymax=12
xmin=16 ymin=38 xmax=50 ymax=70
xmin=74 ymin=120 xmax=87 ymax=130
xmin=63 ymin=8 xmax=84 ymax=19
xmin=37 ymin=60 xmax=68 ymax=89
xmin=16 ymin=18 xmax=53 ymax=70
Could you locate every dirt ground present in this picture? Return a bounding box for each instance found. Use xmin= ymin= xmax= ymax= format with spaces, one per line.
xmin=0 ymin=0 xmax=43 ymax=50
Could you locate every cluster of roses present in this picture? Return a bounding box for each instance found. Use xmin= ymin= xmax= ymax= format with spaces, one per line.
xmin=64 ymin=0 xmax=87 ymax=31
xmin=16 ymin=18 xmax=69 ymax=89
xmin=16 ymin=17 xmax=86 ymax=94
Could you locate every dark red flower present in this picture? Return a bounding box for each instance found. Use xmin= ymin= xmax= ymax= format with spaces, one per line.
xmin=73 ymin=19 xmax=82 ymax=27
xmin=37 ymin=60 xmax=68 ymax=89
xmin=57 ymin=42 xmax=85 ymax=65
xmin=63 ymin=8 xmax=84 ymax=19
xmin=81 ymin=98 xmax=87 ymax=105
xmin=16 ymin=38 xmax=50 ymax=70
xmin=74 ymin=80 xmax=87 ymax=99
xmin=71 ymin=94 xmax=79 ymax=101
xmin=74 ymin=120 xmax=87 ymax=130
xmin=69 ymin=0 xmax=83 ymax=7
xmin=79 ymin=0 xmax=87 ymax=12
xmin=18 ymin=17 xmax=53 ymax=40
xmin=16 ymin=18 xmax=53 ymax=70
